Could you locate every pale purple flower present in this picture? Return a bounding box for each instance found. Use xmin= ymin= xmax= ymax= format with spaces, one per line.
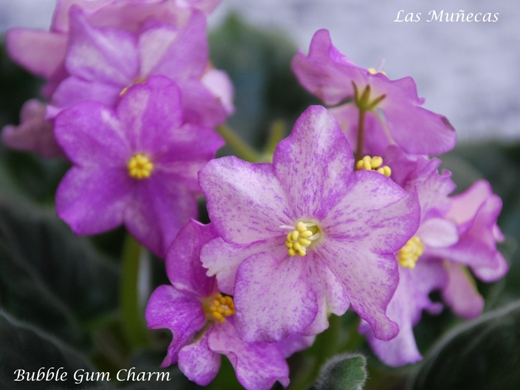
xmin=146 ymin=219 xmax=309 ymax=389
xmin=291 ymin=29 xmax=457 ymax=156
xmin=359 ymin=147 xmax=507 ymax=366
xmin=199 ymin=106 xmax=420 ymax=344
xmin=54 ymin=76 xmax=223 ymax=257
xmin=1 ymin=100 xmax=64 ymax=158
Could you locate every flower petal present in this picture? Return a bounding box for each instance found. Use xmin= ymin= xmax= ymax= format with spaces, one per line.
xmin=124 ymin=172 xmax=198 ymax=257
xmin=166 ymin=220 xmax=218 ymax=297
xmin=209 ymin=319 xmax=290 ymax=390
xmin=234 ymin=252 xmax=318 ymax=343
xmin=54 ymin=101 xmax=130 ymax=166
xmin=201 ymin=238 xmax=276 ymax=295
xmin=56 ymin=167 xmax=130 ymax=235
xmin=145 ymin=285 xmax=206 ymax=367
xmin=66 ymin=8 xmax=137 ymax=86
xmin=273 ymin=105 xmax=354 ymax=220
xmin=178 ymin=333 xmax=221 ymax=386
xmin=199 ymin=157 xmax=291 ymax=245
xmin=441 ymin=262 xmax=484 ymax=319
xmin=6 ymin=29 xmax=66 ymax=78
xmin=418 ymin=218 xmax=458 ymax=248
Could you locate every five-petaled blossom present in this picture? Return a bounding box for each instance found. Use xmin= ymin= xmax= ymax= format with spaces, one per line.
xmin=291 ymin=29 xmax=457 ymax=157
xmin=199 ymin=105 xmax=421 ymax=344
xmin=54 ymin=76 xmax=223 ymax=257
xmin=146 ymin=220 xmax=313 ymax=390
xmin=359 ymin=146 xmax=508 ymax=366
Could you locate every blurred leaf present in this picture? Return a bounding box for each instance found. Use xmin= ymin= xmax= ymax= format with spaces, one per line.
xmin=0 ymin=194 xmax=120 ymax=347
xmin=311 ymin=353 xmax=367 ymax=390
xmin=409 ymin=300 xmax=520 ymax=390
xmin=209 ymin=14 xmax=319 ymax=154
xmin=0 ymin=310 xmax=103 ymax=390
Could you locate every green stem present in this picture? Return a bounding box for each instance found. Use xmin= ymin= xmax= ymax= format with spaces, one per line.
xmin=217 ymin=124 xmax=262 ymax=162
xmin=355 ymin=109 xmax=366 ymax=163
xmin=120 ymin=234 xmax=150 ymax=349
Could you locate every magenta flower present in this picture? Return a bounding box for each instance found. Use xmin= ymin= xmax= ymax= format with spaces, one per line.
xmin=360 ymin=147 xmax=507 ymax=366
xmin=291 ymin=29 xmax=457 ymax=156
xmin=54 ymin=76 xmax=223 ymax=257
xmin=199 ymin=106 xmax=420 ymax=343
xmin=48 ymin=8 xmax=230 ymax=128
xmin=146 ymin=220 xmax=309 ymax=389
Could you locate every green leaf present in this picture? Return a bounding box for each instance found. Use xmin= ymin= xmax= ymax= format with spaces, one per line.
xmin=0 ymin=195 xmax=120 ymax=347
xmin=0 ymin=310 xmax=103 ymax=389
xmin=312 ymin=353 xmax=367 ymax=390
xmin=410 ymin=301 xmax=520 ymax=390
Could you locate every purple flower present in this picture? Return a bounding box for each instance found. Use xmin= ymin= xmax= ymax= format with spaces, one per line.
xmin=199 ymin=106 xmax=420 ymax=343
xmin=54 ymin=76 xmax=223 ymax=257
xmin=146 ymin=220 xmax=308 ymax=389
xmin=291 ymin=29 xmax=456 ymax=156
xmin=1 ymin=100 xmax=64 ymax=158
xmin=359 ymin=147 xmax=507 ymax=366
xmin=3 ymin=0 xmax=229 ymax=157
xmin=48 ymin=7 xmax=231 ymax=128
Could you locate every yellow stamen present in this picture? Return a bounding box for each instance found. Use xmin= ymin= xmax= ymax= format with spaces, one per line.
xmin=355 ymin=155 xmax=391 ymax=177
xmin=368 ymin=67 xmax=387 ymax=75
xmin=120 ymin=78 xmax=147 ymax=97
xmin=285 ymin=221 xmax=321 ymax=257
xmin=202 ymin=293 xmax=235 ymax=323
xmin=397 ymin=236 xmax=424 ymax=269
xmin=127 ymin=153 xmax=154 ymax=179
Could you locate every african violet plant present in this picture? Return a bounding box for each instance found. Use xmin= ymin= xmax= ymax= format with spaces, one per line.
xmin=0 ymin=0 xmax=514 ymax=389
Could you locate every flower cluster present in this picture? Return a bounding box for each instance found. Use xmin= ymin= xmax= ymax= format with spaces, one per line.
xmin=2 ymin=2 xmax=508 ymax=389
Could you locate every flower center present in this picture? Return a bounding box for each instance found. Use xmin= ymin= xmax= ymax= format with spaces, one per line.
xmin=352 ymin=82 xmax=386 ymax=111
xmin=285 ymin=221 xmax=321 ymax=257
xmin=356 ymin=155 xmax=391 ymax=177
xmin=127 ymin=153 xmax=154 ymax=179
xmin=120 ymin=78 xmax=147 ymax=97
xmin=203 ymin=293 xmax=235 ymax=323
xmin=397 ymin=236 xmax=423 ymax=269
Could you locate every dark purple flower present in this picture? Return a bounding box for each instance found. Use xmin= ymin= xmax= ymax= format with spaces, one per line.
xmin=54 ymin=76 xmax=223 ymax=257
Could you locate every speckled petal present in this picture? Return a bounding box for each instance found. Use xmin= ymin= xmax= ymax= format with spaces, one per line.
xmin=178 ymin=333 xmax=221 ymax=386
xmin=145 ymin=285 xmax=206 ymax=367
xmin=201 ymin=238 xmax=279 ymax=295
xmin=199 ymin=157 xmax=291 ymax=245
xmin=234 ymin=253 xmax=318 ymax=343
xmin=273 ymin=105 xmax=354 ymax=220
xmin=208 ymin=319 xmax=290 ymax=390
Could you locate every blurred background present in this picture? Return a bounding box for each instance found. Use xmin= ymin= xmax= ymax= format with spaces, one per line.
xmin=1 ymin=0 xmax=519 ymax=142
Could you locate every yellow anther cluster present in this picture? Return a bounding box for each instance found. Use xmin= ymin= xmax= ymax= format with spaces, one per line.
xmin=397 ymin=236 xmax=424 ymax=269
xmin=356 ymin=155 xmax=392 ymax=177
xmin=127 ymin=153 xmax=154 ymax=179
xmin=286 ymin=221 xmax=315 ymax=257
xmin=204 ymin=294 xmax=235 ymax=323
